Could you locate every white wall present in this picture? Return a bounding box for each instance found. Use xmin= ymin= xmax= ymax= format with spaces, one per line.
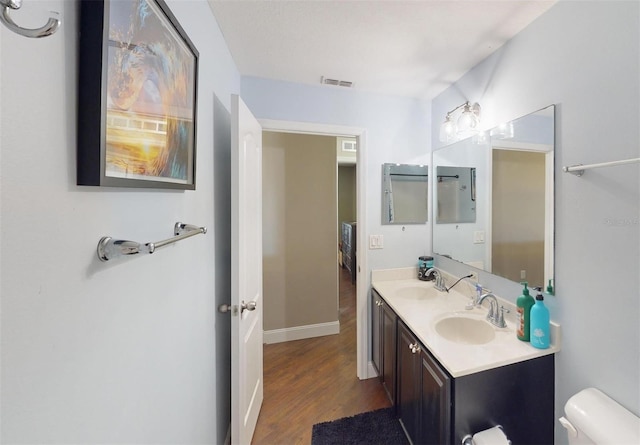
xmin=0 ymin=1 xmax=239 ymax=443
xmin=241 ymin=77 xmax=432 ymax=277
xmin=431 ymin=2 xmax=640 ymax=443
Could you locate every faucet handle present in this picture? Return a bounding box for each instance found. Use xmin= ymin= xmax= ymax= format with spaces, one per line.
xmin=498 ymin=306 xmax=510 ymax=328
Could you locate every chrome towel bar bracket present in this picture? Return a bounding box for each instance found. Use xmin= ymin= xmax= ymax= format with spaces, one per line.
xmin=563 ymin=157 xmax=640 ymax=176
xmin=97 ymin=222 xmax=207 ymax=262
xmin=0 ymin=0 xmax=60 ymax=38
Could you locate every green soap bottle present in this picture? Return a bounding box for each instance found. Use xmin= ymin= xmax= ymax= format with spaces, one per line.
xmin=516 ymin=282 xmax=535 ymax=341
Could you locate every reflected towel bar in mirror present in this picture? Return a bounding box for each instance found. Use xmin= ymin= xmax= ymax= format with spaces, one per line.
xmin=97 ymin=222 xmax=207 ymax=262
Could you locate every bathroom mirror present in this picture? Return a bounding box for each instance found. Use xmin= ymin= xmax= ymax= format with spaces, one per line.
xmin=432 ymin=105 xmax=555 ymax=288
xmin=382 ymin=163 xmax=429 ymax=224
xmin=436 ymin=166 xmax=476 ymax=223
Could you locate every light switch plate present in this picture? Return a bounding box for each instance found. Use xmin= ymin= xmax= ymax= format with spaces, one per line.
xmin=369 ymin=234 xmax=384 ymax=249
xmin=473 ymin=231 xmax=485 ymax=244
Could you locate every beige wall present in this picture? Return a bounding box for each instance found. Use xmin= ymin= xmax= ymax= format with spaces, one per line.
xmin=492 ymin=150 xmax=545 ymax=285
xmin=262 ymin=132 xmax=339 ymax=331
xmin=338 ymin=165 xmax=357 ymax=242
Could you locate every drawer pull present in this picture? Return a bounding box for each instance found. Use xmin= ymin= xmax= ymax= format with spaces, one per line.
xmin=408 ymin=342 xmax=421 ymax=354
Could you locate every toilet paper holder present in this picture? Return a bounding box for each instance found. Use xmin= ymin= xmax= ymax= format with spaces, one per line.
xmin=462 ymin=425 xmax=511 ymax=445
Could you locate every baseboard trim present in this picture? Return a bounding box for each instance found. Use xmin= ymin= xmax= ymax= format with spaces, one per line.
xmin=264 ymin=321 xmax=340 ymax=344
xmin=366 ymin=361 xmax=379 ymax=379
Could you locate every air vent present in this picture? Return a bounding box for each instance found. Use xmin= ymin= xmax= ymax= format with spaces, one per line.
xmin=321 ymin=76 xmax=354 ymax=88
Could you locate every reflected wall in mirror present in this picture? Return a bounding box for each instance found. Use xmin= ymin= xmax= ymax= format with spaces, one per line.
xmin=436 ymin=166 xmax=476 ymax=223
xmin=382 ymin=163 xmax=428 ymax=224
xmin=432 ymin=105 xmax=555 ymax=288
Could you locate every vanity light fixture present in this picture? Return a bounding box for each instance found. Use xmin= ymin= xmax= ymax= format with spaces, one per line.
xmin=439 ymin=101 xmax=482 ymax=143
xmin=490 ymin=121 xmax=515 ymax=139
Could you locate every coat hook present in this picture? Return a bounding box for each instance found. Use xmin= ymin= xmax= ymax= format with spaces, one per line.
xmin=0 ymin=0 xmax=60 ymax=38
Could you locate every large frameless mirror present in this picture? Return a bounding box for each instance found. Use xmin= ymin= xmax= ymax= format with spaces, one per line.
xmin=436 ymin=166 xmax=476 ymax=223
xmin=382 ymin=163 xmax=429 ymax=224
xmin=432 ymin=105 xmax=555 ymax=290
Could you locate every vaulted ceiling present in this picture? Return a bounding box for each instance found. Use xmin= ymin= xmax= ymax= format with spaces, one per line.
xmin=208 ymin=0 xmax=556 ymax=100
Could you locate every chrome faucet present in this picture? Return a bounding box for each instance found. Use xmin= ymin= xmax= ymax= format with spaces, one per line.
xmin=425 ymin=268 xmax=447 ymax=292
xmin=477 ymin=292 xmax=509 ymax=328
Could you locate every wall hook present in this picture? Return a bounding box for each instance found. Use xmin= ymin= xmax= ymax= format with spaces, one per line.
xmin=0 ymin=0 xmax=60 ymax=38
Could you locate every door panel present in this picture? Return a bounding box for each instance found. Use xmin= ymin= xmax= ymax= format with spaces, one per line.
xmin=231 ymin=94 xmax=263 ymax=445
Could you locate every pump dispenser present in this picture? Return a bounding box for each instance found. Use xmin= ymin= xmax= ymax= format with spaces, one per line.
xmin=516 ymin=282 xmax=535 ymax=341
xmin=546 ymin=279 xmax=554 ymax=295
xmin=530 ymin=287 xmax=550 ymax=349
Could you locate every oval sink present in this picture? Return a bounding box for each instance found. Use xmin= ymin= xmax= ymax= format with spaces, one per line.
xmin=435 ymin=316 xmax=495 ymax=345
xmin=395 ymin=286 xmax=438 ymax=300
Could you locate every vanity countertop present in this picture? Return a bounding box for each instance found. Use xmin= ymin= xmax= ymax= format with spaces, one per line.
xmin=372 ymin=268 xmax=560 ymax=378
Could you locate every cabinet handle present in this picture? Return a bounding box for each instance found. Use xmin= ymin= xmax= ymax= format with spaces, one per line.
xmin=376 ymin=300 xmax=383 ymax=307
xmin=408 ymin=342 xmax=421 ymax=354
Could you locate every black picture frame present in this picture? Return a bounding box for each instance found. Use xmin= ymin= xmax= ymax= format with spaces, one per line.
xmin=78 ymin=0 xmax=199 ymax=190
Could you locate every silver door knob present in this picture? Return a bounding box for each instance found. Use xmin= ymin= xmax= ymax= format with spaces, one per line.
xmin=241 ymin=300 xmax=257 ymax=314
xmin=218 ymin=303 xmax=236 ymax=314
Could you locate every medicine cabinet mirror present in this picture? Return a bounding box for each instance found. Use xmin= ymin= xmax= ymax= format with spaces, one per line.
xmin=382 ymin=163 xmax=429 ymax=224
xmin=432 ymin=105 xmax=555 ymax=289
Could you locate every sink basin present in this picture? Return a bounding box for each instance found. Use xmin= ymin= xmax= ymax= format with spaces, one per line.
xmin=395 ymin=286 xmax=439 ymax=300
xmin=435 ymin=315 xmax=495 ymax=345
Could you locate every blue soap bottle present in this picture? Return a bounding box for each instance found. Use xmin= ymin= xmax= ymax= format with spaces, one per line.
xmin=529 ymin=287 xmax=550 ymax=349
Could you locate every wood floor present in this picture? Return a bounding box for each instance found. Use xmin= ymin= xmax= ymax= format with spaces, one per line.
xmin=251 ymin=267 xmax=391 ymax=445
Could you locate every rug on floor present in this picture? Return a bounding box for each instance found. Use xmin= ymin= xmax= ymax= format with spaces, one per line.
xmin=311 ymin=407 xmax=409 ymax=445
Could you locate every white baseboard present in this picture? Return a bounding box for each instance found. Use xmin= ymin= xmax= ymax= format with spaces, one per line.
xmin=366 ymin=361 xmax=379 ymax=379
xmin=264 ymin=321 xmax=340 ymax=344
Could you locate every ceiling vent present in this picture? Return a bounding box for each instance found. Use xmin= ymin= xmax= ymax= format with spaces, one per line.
xmin=321 ymin=76 xmax=354 ymax=88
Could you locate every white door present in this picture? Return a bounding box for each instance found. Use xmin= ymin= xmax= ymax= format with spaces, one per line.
xmin=231 ymin=94 xmax=263 ymax=445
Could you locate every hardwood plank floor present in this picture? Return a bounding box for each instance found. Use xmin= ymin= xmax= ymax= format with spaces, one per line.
xmin=251 ymin=267 xmax=391 ymax=445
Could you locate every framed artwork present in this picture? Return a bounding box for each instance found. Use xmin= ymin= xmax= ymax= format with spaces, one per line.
xmin=78 ymin=0 xmax=199 ymax=189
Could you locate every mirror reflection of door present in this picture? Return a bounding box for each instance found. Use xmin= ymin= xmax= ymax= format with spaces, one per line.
xmin=491 ymin=149 xmax=545 ymax=285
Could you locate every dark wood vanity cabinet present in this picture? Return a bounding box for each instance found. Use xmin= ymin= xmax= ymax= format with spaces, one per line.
xmin=372 ymin=289 xmax=555 ymax=445
xmin=397 ymin=320 xmax=450 ymax=445
xmin=451 ymin=353 xmax=554 ymax=445
xmin=371 ymin=289 xmax=397 ymax=404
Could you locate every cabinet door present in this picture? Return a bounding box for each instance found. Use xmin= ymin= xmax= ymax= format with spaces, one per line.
xmin=420 ymin=348 xmax=451 ymax=445
xmin=397 ymin=322 xmax=421 ymax=443
xmin=371 ymin=291 xmax=382 ymax=376
xmin=381 ymin=301 xmax=397 ymax=404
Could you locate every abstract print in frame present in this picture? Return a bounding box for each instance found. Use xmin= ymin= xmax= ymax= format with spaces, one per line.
xmin=78 ymin=0 xmax=198 ymax=189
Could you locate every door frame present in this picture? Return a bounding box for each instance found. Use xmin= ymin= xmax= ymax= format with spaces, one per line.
xmin=259 ymin=119 xmax=369 ymax=380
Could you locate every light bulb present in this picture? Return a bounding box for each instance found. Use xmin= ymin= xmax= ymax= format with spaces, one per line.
xmin=439 ymin=115 xmax=456 ymax=142
xmin=456 ymin=104 xmax=480 ymax=138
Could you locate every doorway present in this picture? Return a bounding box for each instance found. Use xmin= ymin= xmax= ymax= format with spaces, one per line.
xmin=255 ymin=129 xmax=387 ymax=444
xmin=261 ymin=131 xmax=341 ymax=342
xmin=258 ymin=119 xmax=369 ymax=380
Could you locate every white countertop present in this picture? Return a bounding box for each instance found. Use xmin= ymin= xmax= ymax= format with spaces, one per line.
xmin=372 ymin=268 xmax=560 ymax=378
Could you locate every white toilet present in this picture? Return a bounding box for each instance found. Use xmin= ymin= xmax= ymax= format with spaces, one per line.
xmin=559 ymin=387 xmax=640 ymax=445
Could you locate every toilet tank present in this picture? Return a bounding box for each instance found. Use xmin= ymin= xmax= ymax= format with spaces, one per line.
xmin=559 ymin=388 xmax=640 ymax=445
